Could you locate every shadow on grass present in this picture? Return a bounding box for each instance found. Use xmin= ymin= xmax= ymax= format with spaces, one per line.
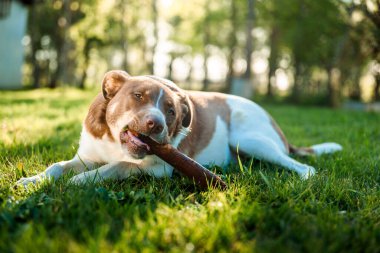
xmin=0 ymin=170 xmax=202 ymax=252
xmin=0 ymin=115 xmax=346 ymax=251
xmin=1 ymin=175 xmax=194 ymax=237
xmin=0 ymin=118 xmax=203 ymax=250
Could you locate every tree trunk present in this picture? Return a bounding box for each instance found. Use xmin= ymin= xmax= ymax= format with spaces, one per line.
xmin=49 ymin=47 xmax=61 ymax=88
xmin=226 ymin=0 xmax=237 ymax=93
xmin=149 ymin=0 xmax=158 ymax=74
xmin=120 ymin=1 xmax=129 ymax=71
xmin=348 ymin=67 xmax=361 ymax=100
xmin=29 ymin=4 xmax=40 ymax=88
xmin=360 ymin=1 xmax=380 ymax=101
xmin=50 ymin=0 xmax=72 ymax=88
xmin=267 ymin=26 xmax=279 ymax=97
xmin=79 ymin=40 xmax=91 ymax=89
xmin=79 ymin=67 xmax=87 ymax=90
xmin=202 ymin=2 xmax=210 ymax=91
xmin=292 ymin=61 xmax=302 ymax=103
xmin=327 ymin=67 xmax=340 ymax=108
xmin=32 ymin=61 xmax=41 ymax=88
xmin=167 ymin=54 xmax=174 ymax=81
xmin=374 ymin=73 xmax=380 ymax=101
xmin=243 ymin=0 xmax=255 ymax=80
xmin=326 ymin=31 xmax=348 ymax=106
xmin=186 ymin=58 xmax=193 ymax=90
xmin=202 ymin=50 xmax=209 ymax=91
xmin=61 ymin=0 xmax=72 ymax=84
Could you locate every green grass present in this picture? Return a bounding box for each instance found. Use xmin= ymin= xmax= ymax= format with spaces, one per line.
xmin=0 ymin=88 xmax=379 ymax=253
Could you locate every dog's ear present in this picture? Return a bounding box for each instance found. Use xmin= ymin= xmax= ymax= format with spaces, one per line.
xmin=102 ymin=70 xmax=130 ymax=100
xmin=181 ymin=97 xmax=192 ymax=128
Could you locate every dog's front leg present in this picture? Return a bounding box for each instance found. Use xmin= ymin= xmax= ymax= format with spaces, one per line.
xmin=69 ymin=161 xmax=140 ymax=184
xmin=16 ymin=155 xmax=94 ymax=186
xmin=69 ymin=161 xmax=173 ymax=184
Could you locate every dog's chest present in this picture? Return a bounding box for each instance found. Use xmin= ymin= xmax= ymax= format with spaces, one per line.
xmin=194 ymin=116 xmax=231 ymax=166
xmin=78 ymin=128 xmax=132 ymax=163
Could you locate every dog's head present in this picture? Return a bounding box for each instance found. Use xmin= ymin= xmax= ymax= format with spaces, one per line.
xmin=101 ymin=70 xmax=192 ymax=159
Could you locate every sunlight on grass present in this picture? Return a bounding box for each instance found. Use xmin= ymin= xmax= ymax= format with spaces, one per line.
xmin=0 ymin=89 xmax=379 ymax=252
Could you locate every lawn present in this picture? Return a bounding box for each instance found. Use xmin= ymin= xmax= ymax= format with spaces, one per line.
xmin=0 ymin=88 xmax=379 ymax=253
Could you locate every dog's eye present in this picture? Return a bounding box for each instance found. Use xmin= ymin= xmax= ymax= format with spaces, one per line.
xmin=167 ymin=108 xmax=175 ymax=116
xmin=134 ymin=93 xmax=142 ymax=100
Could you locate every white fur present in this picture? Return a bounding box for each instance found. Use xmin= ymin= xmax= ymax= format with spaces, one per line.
xmin=227 ymin=96 xmax=288 ymax=153
xmin=62 ymin=129 xmax=174 ymax=185
xmin=195 ymin=116 xmax=230 ymax=166
xmin=78 ymin=128 xmax=128 ymax=163
xmin=16 ymin=155 xmax=94 ymax=185
xmin=146 ymin=107 xmax=169 ymax=142
xmin=109 ymin=111 xmax=133 ymax=143
xmin=171 ymin=127 xmax=190 ymax=148
xmin=311 ymin=143 xmax=343 ymax=156
xmin=78 ymin=127 xmax=172 ymax=169
xmin=69 ymin=160 xmax=173 ymax=184
xmin=155 ymin=88 xmax=164 ymax=108
xmin=17 ymin=84 xmax=342 ymax=186
xmin=227 ymin=95 xmax=316 ymax=179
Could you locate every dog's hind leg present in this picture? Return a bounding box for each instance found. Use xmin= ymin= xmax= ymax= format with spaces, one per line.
xmin=16 ymin=154 xmax=95 ymax=186
xmin=230 ymin=134 xmax=316 ymax=179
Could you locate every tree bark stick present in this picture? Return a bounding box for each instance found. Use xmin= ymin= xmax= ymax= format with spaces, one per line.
xmin=140 ymin=136 xmax=227 ymax=190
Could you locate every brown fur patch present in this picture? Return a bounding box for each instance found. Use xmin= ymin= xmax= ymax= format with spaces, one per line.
xmin=84 ymin=93 xmax=114 ymax=140
xmin=86 ymin=76 xmax=190 ymax=145
xmin=178 ymin=91 xmax=231 ymax=158
xmin=269 ymin=116 xmax=290 ymax=153
xmin=268 ymin=116 xmax=314 ymax=156
xmin=105 ymin=81 xmax=161 ymax=126
xmin=143 ymin=75 xmax=193 ymax=136
xmin=85 ymin=75 xmax=231 ymax=156
xmin=102 ymin=70 xmax=129 ymax=99
xmin=289 ymin=145 xmax=314 ymax=156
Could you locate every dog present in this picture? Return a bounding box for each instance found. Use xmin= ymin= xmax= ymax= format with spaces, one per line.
xmin=17 ymin=70 xmax=342 ymax=186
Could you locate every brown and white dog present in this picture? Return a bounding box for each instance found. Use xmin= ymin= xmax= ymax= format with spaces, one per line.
xmin=17 ymin=70 xmax=342 ymax=186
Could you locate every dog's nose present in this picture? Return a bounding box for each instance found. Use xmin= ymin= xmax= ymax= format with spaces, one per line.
xmin=146 ymin=116 xmax=164 ymax=134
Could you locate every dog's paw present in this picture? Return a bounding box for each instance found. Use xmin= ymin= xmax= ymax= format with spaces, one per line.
xmin=69 ymin=171 xmax=102 ymax=185
xmin=16 ymin=174 xmax=44 ymax=187
xmin=69 ymin=173 xmax=89 ymax=185
xmin=300 ymin=166 xmax=316 ymax=180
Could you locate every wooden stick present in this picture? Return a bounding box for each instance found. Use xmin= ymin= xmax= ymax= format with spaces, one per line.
xmin=140 ymin=136 xmax=227 ymax=190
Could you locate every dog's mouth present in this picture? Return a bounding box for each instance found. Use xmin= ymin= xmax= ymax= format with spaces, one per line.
xmin=120 ymin=127 xmax=152 ymax=158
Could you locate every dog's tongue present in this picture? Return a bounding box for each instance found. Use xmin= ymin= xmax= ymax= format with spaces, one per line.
xmin=125 ymin=131 xmax=150 ymax=151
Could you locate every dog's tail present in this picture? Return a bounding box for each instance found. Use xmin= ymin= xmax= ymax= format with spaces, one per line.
xmin=289 ymin=142 xmax=343 ymax=156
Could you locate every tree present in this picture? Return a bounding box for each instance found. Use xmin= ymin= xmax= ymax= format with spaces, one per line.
xmin=243 ymin=0 xmax=255 ymax=80
xmin=226 ymin=0 xmax=238 ymax=93
xmin=257 ymin=0 xmax=283 ymax=97
xmin=357 ymin=0 xmax=380 ymax=101
xmin=53 ymin=0 xmax=72 ymax=88
xmin=26 ymin=0 xmax=85 ymax=88
xmin=269 ymin=0 xmax=348 ymax=105
xmin=202 ymin=0 xmax=211 ymax=91
xmin=149 ymin=0 xmax=158 ymax=74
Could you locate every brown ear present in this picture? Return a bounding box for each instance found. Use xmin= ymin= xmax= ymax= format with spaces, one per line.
xmin=102 ymin=70 xmax=130 ymax=100
xmin=181 ymin=98 xmax=192 ymax=128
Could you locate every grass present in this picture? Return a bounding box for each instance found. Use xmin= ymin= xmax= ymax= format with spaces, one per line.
xmin=0 ymin=88 xmax=379 ymax=253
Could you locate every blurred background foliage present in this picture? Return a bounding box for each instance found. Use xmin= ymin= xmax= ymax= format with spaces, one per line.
xmin=19 ymin=0 xmax=380 ymax=106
